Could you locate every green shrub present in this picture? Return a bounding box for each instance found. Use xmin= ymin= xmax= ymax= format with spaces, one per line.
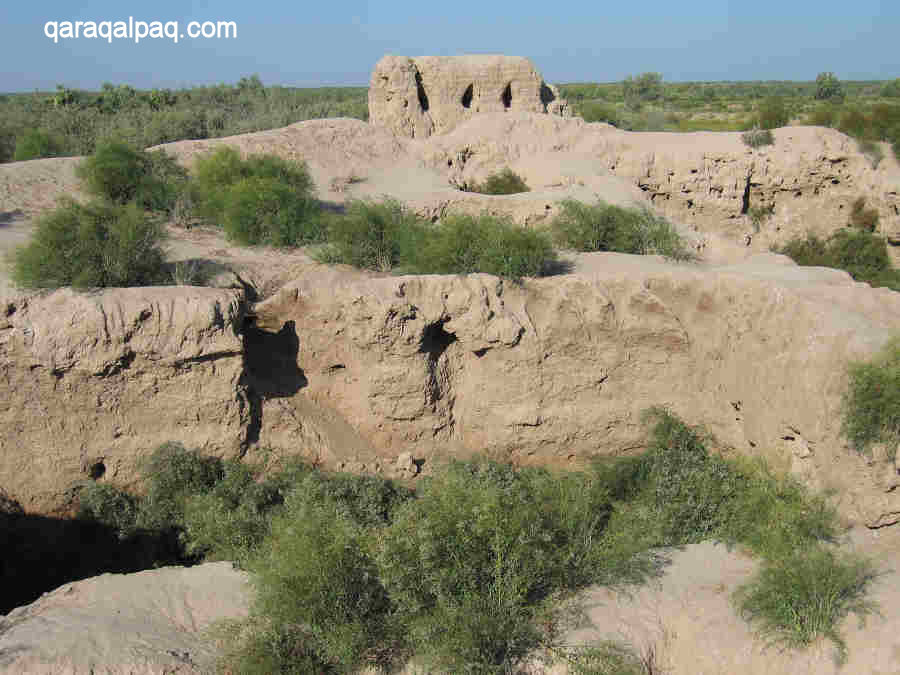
xmin=755 ymin=97 xmax=789 ymax=130
xmin=841 ymin=338 xmax=900 ymax=456
xmin=838 ymin=107 xmax=869 ymax=139
xmin=418 ymin=212 xmax=558 ymax=279
xmin=742 ymin=127 xmax=775 ymax=148
xmin=13 ymin=128 xmax=64 ymax=161
xmin=551 ymin=199 xmax=692 ymax=260
xmin=220 ymin=176 xmax=324 ymax=246
xmin=187 ymin=146 xmax=320 ymax=245
xmin=815 ymin=72 xmax=845 ymax=102
xmin=78 ymin=483 xmax=140 ymax=540
xmin=316 ymin=199 xmax=428 ymax=272
xmin=883 ymin=79 xmax=900 ymax=98
xmin=246 ymin=491 xmax=395 ymax=673
xmin=735 ymin=548 xmax=876 ymax=662
xmin=181 ymin=460 xmax=284 ymax=562
xmin=776 ymin=229 xmax=900 ymax=291
xmin=76 ymin=140 xmax=186 ymax=212
xmin=135 ymin=442 xmax=223 ymax=532
xmin=466 ymin=168 xmax=530 ymax=195
xmin=376 ymin=460 xmax=612 ymax=672
xmin=11 ymin=198 xmax=166 ymax=289
xmin=849 ymin=196 xmax=879 ymax=231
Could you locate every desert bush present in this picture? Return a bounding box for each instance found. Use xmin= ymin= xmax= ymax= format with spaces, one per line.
xmin=576 ymin=101 xmax=626 ymax=126
xmin=776 ymin=229 xmax=900 ymax=291
xmin=316 ymin=199 xmax=428 ymax=272
xmin=11 ymin=198 xmax=167 ymax=289
xmin=245 ymin=490 xmax=395 ymax=673
xmin=815 ymin=72 xmax=845 ymax=102
xmin=180 ymin=460 xmax=285 ymax=561
xmin=841 ymin=338 xmax=900 ymax=457
xmin=551 ymin=199 xmax=693 ymax=260
xmin=78 ymin=483 xmax=140 ymax=540
xmin=13 ymin=128 xmax=64 ymax=161
xmin=418 ymin=212 xmax=558 ymax=279
xmin=187 ymin=146 xmax=320 ymax=245
xmin=376 ymin=459 xmax=612 ymax=672
xmin=735 ymin=548 xmax=876 ymax=662
xmin=76 ymin=140 xmax=186 ymax=212
xmin=466 ymin=167 xmax=530 ymax=195
xmin=135 ymin=442 xmax=224 ymax=532
xmin=742 ymin=127 xmax=775 ymax=148
xmin=220 ymin=176 xmax=324 ymax=246
xmin=755 ymin=96 xmax=789 ymax=130
xmin=849 ymin=196 xmax=880 ymax=231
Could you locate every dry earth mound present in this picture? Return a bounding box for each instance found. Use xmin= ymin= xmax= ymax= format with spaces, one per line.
xmin=0 ymin=562 xmax=250 ymax=675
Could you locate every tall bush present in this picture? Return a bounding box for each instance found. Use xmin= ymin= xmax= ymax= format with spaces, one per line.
xmin=76 ymin=139 xmax=186 ymax=212
xmin=11 ymin=198 xmax=166 ymax=289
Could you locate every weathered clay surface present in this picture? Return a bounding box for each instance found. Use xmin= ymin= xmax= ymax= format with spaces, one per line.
xmin=246 ymin=252 xmax=900 ymax=527
xmin=0 ymin=287 xmax=248 ymax=513
xmin=0 ymin=562 xmax=250 ymax=675
xmin=543 ymin=532 xmax=900 ymax=675
xmin=368 ymin=55 xmax=569 ymax=139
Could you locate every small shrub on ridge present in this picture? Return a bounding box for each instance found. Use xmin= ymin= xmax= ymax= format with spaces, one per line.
xmin=76 ymin=139 xmax=186 ymax=212
xmin=742 ymin=127 xmax=775 ymax=149
xmin=466 ymin=167 xmax=530 ymax=195
xmin=418 ymin=211 xmax=558 ymax=279
xmin=551 ymin=199 xmax=693 ymax=260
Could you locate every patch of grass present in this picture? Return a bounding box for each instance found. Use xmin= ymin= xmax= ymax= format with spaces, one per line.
xmin=418 ymin=211 xmax=558 ymax=279
xmin=76 ymin=139 xmax=186 ymax=213
xmin=10 ymin=198 xmax=167 ymax=289
xmin=734 ymin=548 xmax=877 ymax=662
xmin=775 ymin=229 xmax=900 ymax=291
xmin=556 ymin=641 xmax=648 ymax=675
xmin=465 ymin=167 xmax=530 ymax=195
xmin=551 ymin=199 xmax=693 ymax=260
xmin=841 ymin=338 xmax=900 ymax=456
xmin=742 ymin=127 xmax=775 ymax=148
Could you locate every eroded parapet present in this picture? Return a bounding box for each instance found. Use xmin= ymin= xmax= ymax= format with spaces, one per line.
xmin=368 ymin=54 xmax=570 ymax=139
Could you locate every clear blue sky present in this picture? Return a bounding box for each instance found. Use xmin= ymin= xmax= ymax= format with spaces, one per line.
xmin=1 ymin=0 xmax=898 ymax=92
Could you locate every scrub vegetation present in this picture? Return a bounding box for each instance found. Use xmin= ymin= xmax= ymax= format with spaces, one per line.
xmin=73 ymin=408 xmax=875 ymax=672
